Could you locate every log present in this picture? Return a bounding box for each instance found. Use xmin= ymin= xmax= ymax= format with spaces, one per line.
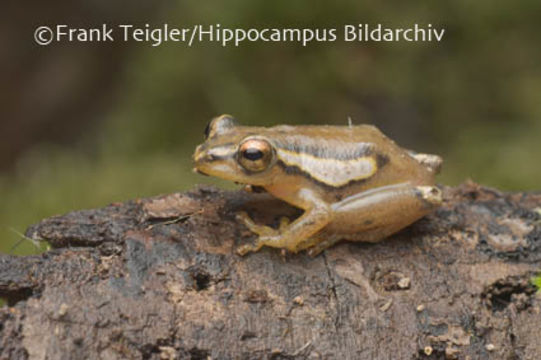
xmin=1 ymin=182 xmax=540 ymax=359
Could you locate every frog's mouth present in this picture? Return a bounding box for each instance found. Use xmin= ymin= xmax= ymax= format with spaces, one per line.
xmin=192 ymin=167 xmax=209 ymax=176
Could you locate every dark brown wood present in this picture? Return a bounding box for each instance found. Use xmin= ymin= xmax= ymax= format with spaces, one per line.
xmin=1 ymin=182 xmax=540 ymax=359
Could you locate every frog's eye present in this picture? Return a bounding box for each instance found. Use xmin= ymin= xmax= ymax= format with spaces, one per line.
xmin=238 ymin=138 xmax=274 ymax=172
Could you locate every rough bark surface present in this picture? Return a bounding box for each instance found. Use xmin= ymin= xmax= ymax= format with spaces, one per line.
xmin=1 ymin=182 xmax=541 ymax=360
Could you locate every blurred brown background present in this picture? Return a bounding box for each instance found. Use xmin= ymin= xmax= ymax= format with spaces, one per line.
xmin=1 ymin=1 xmax=540 ymax=254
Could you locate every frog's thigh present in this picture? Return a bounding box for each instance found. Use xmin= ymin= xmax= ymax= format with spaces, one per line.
xmin=327 ymin=183 xmax=442 ymax=242
xmin=295 ymin=184 xmax=441 ymax=255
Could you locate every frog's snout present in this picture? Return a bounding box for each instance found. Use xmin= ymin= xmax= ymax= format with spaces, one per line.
xmin=193 ymin=144 xmax=209 ymax=164
xmin=193 ymin=144 xmax=224 ymax=177
xmin=192 ymin=145 xmax=208 ymax=174
xmin=193 ymin=144 xmax=204 ymax=159
xmin=193 ymin=148 xmax=218 ymax=165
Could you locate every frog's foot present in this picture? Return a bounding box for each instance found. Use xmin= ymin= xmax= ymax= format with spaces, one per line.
xmin=306 ymin=235 xmax=342 ymax=257
xmin=286 ymin=230 xmax=334 ymax=255
xmin=236 ymin=212 xmax=283 ymax=256
xmin=288 ymin=234 xmax=321 ymax=253
xmin=236 ymin=234 xmax=288 ymax=256
xmin=239 ymin=215 xmax=325 ymax=255
xmin=236 ymin=241 xmax=265 ymax=256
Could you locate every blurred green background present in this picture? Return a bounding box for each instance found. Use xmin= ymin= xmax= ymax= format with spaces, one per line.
xmin=1 ymin=1 xmax=540 ymax=255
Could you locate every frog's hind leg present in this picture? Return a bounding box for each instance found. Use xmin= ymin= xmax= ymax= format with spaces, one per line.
xmin=283 ymin=225 xmax=341 ymax=255
xmin=307 ymin=183 xmax=442 ymax=256
xmin=287 ymin=233 xmax=323 ymax=253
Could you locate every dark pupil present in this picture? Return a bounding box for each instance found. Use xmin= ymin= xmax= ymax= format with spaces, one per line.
xmin=203 ymin=122 xmax=211 ymax=139
xmin=243 ymin=148 xmax=263 ymax=161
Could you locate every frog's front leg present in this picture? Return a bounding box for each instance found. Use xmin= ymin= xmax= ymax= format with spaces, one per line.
xmin=235 ymin=211 xmax=278 ymax=238
xmin=236 ymin=189 xmax=331 ymax=255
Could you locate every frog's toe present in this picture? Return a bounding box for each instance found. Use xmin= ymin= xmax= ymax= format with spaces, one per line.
xmin=306 ymin=247 xmax=322 ymax=257
xmin=236 ymin=241 xmax=263 ymax=256
xmin=306 ymin=236 xmax=342 ymax=257
xmin=236 ymin=211 xmax=255 ymax=227
xmin=236 ymin=244 xmax=253 ymax=256
xmin=288 ymin=236 xmax=319 ymax=253
xmin=306 ymin=245 xmax=328 ymax=257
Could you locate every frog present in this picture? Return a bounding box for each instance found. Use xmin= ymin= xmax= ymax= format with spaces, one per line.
xmin=193 ymin=114 xmax=443 ymax=256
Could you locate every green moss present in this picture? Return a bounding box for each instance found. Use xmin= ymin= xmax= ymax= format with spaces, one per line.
xmin=532 ymin=275 xmax=541 ymax=292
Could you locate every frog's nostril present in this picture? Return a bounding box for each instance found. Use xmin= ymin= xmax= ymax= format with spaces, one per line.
xmin=194 ymin=152 xmax=217 ymax=163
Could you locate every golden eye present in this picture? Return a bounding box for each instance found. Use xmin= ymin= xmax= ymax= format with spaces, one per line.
xmin=238 ymin=138 xmax=274 ymax=172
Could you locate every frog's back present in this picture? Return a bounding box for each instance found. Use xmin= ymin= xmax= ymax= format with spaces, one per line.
xmin=263 ymin=124 xmax=436 ymax=198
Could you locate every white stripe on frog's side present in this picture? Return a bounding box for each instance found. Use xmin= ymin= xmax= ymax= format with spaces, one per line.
xmin=276 ymin=148 xmax=377 ymax=187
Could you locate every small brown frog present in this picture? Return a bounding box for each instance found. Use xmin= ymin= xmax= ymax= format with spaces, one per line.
xmin=193 ymin=115 xmax=442 ymax=256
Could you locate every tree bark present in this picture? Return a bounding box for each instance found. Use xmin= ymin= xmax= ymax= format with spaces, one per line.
xmin=1 ymin=182 xmax=540 ymax=360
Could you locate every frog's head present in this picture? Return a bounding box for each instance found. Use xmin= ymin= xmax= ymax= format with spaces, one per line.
xmin=193 ymin=115 xmax=277 ymax=185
